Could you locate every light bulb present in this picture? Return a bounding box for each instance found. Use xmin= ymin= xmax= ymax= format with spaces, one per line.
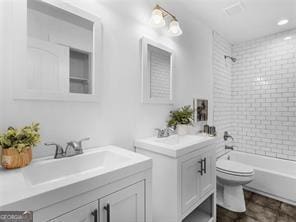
xmin=150 ymin=8 xmax=165 ymax=28
xmin=277 ymin=19 xmax=289 ymax=26
xmin=168 ymin=20 xmax=183 ymax=36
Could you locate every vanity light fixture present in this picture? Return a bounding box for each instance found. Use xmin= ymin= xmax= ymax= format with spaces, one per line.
xmin=277 ymin=19 xmax=289 ymax=26
xmin=150 ymin=5 xmax=183 ymax=37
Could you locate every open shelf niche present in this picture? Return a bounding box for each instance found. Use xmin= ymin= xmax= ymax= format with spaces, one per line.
xmin=183 ymin=194 xmax=214 ymax=222
xmin=69 ymin=49 xmax=92 ymax=94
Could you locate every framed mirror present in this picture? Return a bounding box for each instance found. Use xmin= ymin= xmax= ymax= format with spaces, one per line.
xmin=13 ymin=0 xmax=102 ymax=102
xmin=141 ymin=37 xmax=174 ymax=104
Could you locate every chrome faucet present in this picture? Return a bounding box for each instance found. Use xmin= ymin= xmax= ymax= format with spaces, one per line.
xmin=155 ymin=127 xmax=175 ymax=138
xmin=65 ymin=137 xmax=90 ymax=157
xmin=44 ymin=142 xmax=65 ymax=159
xmin=45 ymin=137 xmax=90 ymax=159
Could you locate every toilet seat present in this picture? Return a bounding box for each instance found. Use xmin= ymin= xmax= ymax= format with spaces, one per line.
xmin=216 ymin=159 xmax=254 ymax=176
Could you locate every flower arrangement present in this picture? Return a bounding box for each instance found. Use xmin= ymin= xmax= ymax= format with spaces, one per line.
xmin=0 ymin=123 xmax=40 ymax=152
xmin=0 ymin=123 xmax=40 ymax=169
xmin=167 ymin=106 xmax=193 ymax=129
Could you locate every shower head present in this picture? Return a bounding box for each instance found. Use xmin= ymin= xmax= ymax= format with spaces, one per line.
xmin=224 ymin=55 xmax=237 ymax=62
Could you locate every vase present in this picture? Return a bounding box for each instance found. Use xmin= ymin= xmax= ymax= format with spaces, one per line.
xmin=1 ymin=147 xmax=32 ymax=169
xmin=176 ymin=124 xmax=190 ymax=135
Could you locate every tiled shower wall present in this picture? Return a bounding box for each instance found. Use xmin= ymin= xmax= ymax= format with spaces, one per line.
xmin=232 ymin=29 xmax=296 ymax=161
xmin=212 ymin=32 xmax=232 ymax=156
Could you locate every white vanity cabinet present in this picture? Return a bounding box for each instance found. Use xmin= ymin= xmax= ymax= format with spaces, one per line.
xmin=49 ymin=181 xmax=145 ymax=222
xmin=0 ymin=146 xmax=152 ymax=222
xmin=36 ymin=175 xmax=150 ymax=222
xmin=48 ymin=201 xmax=98 ymax=222
xmin=135 ymin=134 xmax=217 ymax=222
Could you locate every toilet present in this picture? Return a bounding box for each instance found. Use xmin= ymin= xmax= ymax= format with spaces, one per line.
xmin=216 ymin=158 xmax=255 ymax=212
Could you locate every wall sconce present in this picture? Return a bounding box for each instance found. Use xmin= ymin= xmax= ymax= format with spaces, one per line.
xmin=150 ymin=5 xmax=183 ymax=37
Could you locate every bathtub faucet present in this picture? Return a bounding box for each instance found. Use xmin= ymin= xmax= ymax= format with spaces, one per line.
xmin=225 ymin=145 xmax=234 ymax=151
xmin=224 ymin=131 xmax=233 ymax=141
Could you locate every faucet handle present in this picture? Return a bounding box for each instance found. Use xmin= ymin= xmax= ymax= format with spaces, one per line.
xmin=224 ymin=131 xmax=234 ymax=141
xmin=166 ymin=127 xmax=175 ymax=134
xmin=77 ymin=137 xmax=90 ymax=148
xmin=155 ymin=128 xmax=164 ymax=137
xmin=78 ymin=137 xmax=90 ymax=143
xmin=44 ymin=142 xmax=63 ymax=149
xmin=44 ymin=142 xmax=64 ymax=159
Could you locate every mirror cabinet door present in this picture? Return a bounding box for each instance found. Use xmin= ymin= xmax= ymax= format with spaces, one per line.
xmin=141 ymin=37 xmax=174 ymax=105
xmin=13 ymin=0 xmax=101 ymax=102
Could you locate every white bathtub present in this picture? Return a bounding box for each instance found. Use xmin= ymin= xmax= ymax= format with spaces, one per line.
xmin=220 ymin=151 xmax=296 ymax=206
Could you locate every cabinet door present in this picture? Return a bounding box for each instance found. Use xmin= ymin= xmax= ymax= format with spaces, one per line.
xmin=181 ymin=155 xmax=201 ymax=213
xmin=48 ymin=201 xmax=98 ymax=222
xmin=27 ymin=38 xmax=69 ymax=94
xmin=99 ymin=181 xmax=145 ymax=222
xmin=199 ymin=149 xmax=216 ymax=198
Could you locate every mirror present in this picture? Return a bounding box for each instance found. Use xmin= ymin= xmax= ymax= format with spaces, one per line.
xmin=14 ymin=0 xmax=101 ymax=102
xmin=141 ymin=37 xmax=174 ymax=104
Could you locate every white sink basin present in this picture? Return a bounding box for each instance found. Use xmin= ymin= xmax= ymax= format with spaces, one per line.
xmin=0 ymin=146 xmax=151 ymax=209
xmin=22 ymin=149 xmax=131 ymax=185
xmin=135 ymin=134 xmax=217 ymax=158
xmin=154 ymin=135 xmax=204 ymax=145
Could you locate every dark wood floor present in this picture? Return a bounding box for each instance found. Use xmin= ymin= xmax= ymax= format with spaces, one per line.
xmin=217 ymin=190 xmax=296 ymax=222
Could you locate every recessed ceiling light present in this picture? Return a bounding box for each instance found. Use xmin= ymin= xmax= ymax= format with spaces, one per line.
xmin=284 ymin=36 xmax=292 ymax=40
xmin=277 ymin=19 xmax=289 ymax=26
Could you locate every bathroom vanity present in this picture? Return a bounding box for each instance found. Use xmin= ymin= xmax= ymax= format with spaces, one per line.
xmin=135 ymin=134 xmax=217 ymax=222
xmin=0 ymin=146 xmax=152 ymax=222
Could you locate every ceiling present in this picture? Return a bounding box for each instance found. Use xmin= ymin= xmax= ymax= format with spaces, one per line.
xmin=160 ymin=0 xmax=296 ymax=43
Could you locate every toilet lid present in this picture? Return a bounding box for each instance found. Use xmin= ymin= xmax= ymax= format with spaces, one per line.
xmin=216 ymin=159 xmax=254 ymax=176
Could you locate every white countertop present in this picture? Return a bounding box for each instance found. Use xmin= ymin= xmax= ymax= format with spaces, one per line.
xmin=0 ymin=145 xmax=152 ymax=210
xmin=134 ymin=134 xmax=218 ymax=158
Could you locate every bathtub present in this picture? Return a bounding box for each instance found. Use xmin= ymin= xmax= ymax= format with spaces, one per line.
xmin=219 ymin=151 xmax=296 ymax=206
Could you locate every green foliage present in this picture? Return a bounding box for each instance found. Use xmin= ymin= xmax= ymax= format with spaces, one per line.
xmin=167 ymin=106 xmax=193 ymax=128
xmin=0 ymin=123 xmax=41 ymax=152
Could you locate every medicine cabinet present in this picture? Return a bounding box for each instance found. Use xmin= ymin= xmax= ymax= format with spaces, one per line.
xmin=13 ymin=0 xmax=102 ymax=102
xmin=141 ymin=37 xmax=174 ymax=104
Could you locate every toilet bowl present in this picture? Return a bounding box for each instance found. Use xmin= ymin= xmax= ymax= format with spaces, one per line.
xmin=216 ymin=159 xmax=254 ymax=212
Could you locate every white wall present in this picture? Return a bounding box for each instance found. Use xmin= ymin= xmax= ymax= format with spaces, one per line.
xmin=0 ymin=0 xmax=214 ymax=158
xmin=0 ymin=1 xmax=5 ymax=130
xmin=232 ymin=29 xmax=296 ymax=161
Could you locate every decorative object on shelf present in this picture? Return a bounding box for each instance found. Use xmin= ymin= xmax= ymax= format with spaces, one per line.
xmin=0 ymin=123 xmax=40 ymax=169
xmin=167 ymin=106 xmax=193 ymax=135
xmin=209 ymin=126 xmax=216 ymax=136
xmin=193 ymin=98 xmax=208 ymax=122
xmin=204 ymin=124 xmax=210 ymax=134
xmin=150 ymin=5 xmax=183 ymax=37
